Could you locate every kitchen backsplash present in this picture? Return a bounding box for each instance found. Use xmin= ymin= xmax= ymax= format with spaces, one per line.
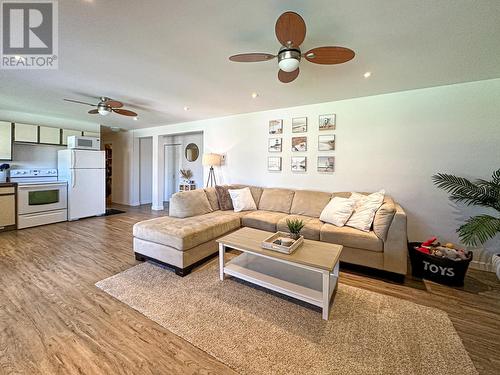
xmin=11 ymin=143 xmax=65 ymax=169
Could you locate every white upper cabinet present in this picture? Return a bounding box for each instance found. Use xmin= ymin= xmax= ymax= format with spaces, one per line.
xmin=62 ymin=129 xmax=83 ymax=145
xmin=83 ymin=131 xmax=100 ymax=138
xmin=14 ymin=123 xmax=38 ymax=143
xmin=0 ymin=121 xmax=12 ymax=160
xmin=39 ymin=126 xmax=61 ymax=145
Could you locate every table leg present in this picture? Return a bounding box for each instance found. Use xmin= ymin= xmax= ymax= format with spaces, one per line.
xmin=219 ymin=243 xmax=225 ymax=281
xmin=333 ymin=261 xmax=339 ymax=277
xmin=322 ymin=270 xmax=330 ymax=320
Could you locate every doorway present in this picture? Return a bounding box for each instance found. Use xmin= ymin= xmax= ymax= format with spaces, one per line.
xmin=104 ymin=142 xmax=112 ymax=205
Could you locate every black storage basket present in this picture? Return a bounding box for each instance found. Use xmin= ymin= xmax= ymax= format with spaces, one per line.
xmin=408 ymin=242 xmax=473 ymax=286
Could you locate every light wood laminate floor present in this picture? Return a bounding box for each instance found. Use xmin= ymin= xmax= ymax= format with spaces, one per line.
xmin=0 ymin=205 xmax=498 ymax=374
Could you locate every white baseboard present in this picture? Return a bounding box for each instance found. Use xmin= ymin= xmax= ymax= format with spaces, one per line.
xmin=469 ymin=260 xmax=493 ymax=272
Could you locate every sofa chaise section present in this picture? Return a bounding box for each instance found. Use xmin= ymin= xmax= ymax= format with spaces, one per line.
xmin=133 ymin=211 xmax=241 ymax=276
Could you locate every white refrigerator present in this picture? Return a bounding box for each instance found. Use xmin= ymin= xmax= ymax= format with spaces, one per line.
xmin=58 ymin=149 xmax=106 ymax=220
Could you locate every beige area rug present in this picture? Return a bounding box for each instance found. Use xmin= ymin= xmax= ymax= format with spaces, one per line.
xmin=96 ymin=258 xmax=477 ymax=375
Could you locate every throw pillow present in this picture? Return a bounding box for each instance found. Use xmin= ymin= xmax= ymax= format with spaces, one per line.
xmin=345 ymin=190 xmax=385 ymax=232
xmin=215 ymin=185 xmax=234 ymax=211
xmin=319 ymin=197 xmax=356 ymax=227
xmin=228 ymin=187 xmax=257 ymax=212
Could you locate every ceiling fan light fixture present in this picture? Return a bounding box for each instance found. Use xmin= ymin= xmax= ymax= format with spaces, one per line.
xmin=278 ymin=58 xmax=300 ymax=72
xmin=278 ymin=48 xmax=301 ymax=72
xmin=97 ymin=105 xmax=111 ymax=116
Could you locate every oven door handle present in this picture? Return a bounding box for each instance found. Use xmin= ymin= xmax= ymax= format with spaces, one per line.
xmin=18 ymin=183 xmax=67 ymax=189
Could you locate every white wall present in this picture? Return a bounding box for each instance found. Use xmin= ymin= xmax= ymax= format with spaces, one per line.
xmin=177 ymin=132 xmax=203 ymax=188
xmin=162 ymin=132 xmax=203 ymax=200
xmin=139 ymin=137 xmax=152 ymax=204
xmin=133 ymin=79 xmax=500 ymax=258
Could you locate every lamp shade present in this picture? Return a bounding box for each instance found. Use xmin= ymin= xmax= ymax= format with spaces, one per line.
xmin=202 ymin=153 xmax=222 ymax=167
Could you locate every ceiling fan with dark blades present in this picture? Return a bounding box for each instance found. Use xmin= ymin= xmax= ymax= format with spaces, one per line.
xmin=63 ymin=97 xmax=138 ymax=117
xmin=229 ymin=11 xmax=355 ymax=83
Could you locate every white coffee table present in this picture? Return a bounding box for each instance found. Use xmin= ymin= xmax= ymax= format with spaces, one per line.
xmin=217 ymin=227 xmax=343 ymax=320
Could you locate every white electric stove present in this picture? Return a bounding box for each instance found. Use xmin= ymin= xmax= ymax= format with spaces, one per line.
xmin=10 ymin=168 xmax=68 ymax=229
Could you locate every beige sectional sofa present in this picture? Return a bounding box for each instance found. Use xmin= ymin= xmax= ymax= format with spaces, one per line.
xmin=133 ymin=186 xmax=408 ymax=277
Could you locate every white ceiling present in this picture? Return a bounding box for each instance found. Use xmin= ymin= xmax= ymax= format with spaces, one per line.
xmin=1 ymin=0 xmax=499 ymax=130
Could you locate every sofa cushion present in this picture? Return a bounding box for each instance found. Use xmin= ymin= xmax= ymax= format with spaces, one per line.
xmin=204 ymin=187 xmax=220 ymax=211
xmin=169 ymin=189 xmax=213 ymax=218
xmin=258 ymin=188 xmax=295 ymax=213
xmin=215 ymin=185 xmax=234 ymax=211
xmin=248 ymin=186 xmax=264 ymax=207
xmin=320 ymin=224 xmax=383 ymax=252
xmin=373 ymin=196 xmax=396 ymax=241
xmin=133 ymin=211 xmax=240 ymax=251
xmin=290 ymin=190 xmax=331 ymax=218
xmin=241 ymin=210 xmax=288 ymax=232
xmin=277 ymin=215 xmax=322 ymax=240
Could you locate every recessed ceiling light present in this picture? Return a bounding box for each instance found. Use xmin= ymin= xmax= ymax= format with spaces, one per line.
xmin=251 ymin=92 xmax=259 ymax=99
xmin=133 ymin=117 xmax=138 ymax=121
xmin=363 ymin=71 xmax=372 ymax=78
xmin=183 ymin=106 xmax=189 ymax=111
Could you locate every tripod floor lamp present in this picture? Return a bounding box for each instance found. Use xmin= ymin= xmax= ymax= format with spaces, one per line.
xmin=202 ymin=153 xmax=222 ymax=187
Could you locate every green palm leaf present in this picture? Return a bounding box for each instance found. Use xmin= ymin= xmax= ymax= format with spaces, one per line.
xmin=432 ymin=173 xmax=498 ymax=209
xmin=433 ymin=168 xmax=500 ymax=246
xmin=458 ymin=215 xmax=500 ymax=246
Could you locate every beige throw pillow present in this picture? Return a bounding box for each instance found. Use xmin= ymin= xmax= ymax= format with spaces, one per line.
xmin=319 ymin=197 xmax=356 ymax=227
xmin=228 ymin=187 xmax=257 ymax=212
xmin=345 ymin=190 xmax=385 ymax=232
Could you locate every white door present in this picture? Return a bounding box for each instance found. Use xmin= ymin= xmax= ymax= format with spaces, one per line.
xmin=72 ymin=150 xmax=105 ymax=169
xmin=68 ymin=169 xmax=105 ymax=220
xmin=164 ymin=144 xmax=180 ymax=201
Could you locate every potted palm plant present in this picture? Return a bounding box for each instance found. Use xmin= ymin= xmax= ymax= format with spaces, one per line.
xmin=433 ymin=168 xmax=499 ymax=280
xmin=432 ymin=168 xmax=499 ymax=247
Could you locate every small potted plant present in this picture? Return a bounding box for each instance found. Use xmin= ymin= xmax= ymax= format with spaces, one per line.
xmin=180 ymin=169 xmax=193 ymax=184
xmin=0 ymin=163 xmax=10 ymax=183
xmin=286 ymin=218 xmax=305 ymax=240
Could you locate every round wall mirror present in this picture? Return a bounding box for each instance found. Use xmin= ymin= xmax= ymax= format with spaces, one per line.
xmin=185 ymin=143 xmax=199 ymax=162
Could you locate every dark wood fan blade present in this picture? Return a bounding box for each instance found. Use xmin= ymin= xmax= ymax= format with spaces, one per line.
xmin=278 ymin=68 xmax=299 ymax=83
xmin=102 ymin=99 xmax=123 ymax=108
xmin=64 ymin=99 xmax=96 ymax=107
xmin=88 ymin=109 xmax=99 ymax=114
xmin=113 ymin=108 xmax=137 ymax=117
xmin=229 ymin=53 xmax=275 ymax=62
xmin=304 ymin=46 xmax=355 ymax=65
xmin=275 ymin=11 xmax=306 ymax=47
